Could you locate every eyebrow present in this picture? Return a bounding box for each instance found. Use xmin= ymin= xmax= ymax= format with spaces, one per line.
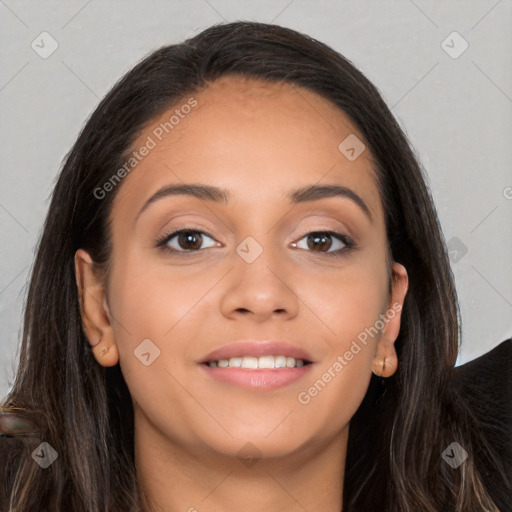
xmin=135 ymin=183 xmax=373 ymax=223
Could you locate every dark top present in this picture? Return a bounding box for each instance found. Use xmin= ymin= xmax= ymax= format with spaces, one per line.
xmin=450 ymin=338 xmax=512 ymax=510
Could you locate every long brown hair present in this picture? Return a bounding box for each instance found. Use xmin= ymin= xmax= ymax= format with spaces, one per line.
xmin=1 ymin=21 xmax=507 ymax=511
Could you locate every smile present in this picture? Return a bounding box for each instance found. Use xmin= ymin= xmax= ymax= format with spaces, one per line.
xmin=200 ymin=358 xmax=313 ymax=390
xmin=205 ymin=355 xmax=311 ymax=369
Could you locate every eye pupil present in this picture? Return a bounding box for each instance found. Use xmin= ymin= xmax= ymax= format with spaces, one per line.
xmin=307 ymin=233 xmax=332 ymax=252
xmin=179 ymin=231 xmax=202 ymax=250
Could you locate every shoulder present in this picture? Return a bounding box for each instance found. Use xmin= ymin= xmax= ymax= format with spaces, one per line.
xmin=452 ymin=338 xmax=511 ymax=389
xmin=451 ymin=339 xmax=512 ymax=427
xmin=450 ymin=338 xmax=512 ymax=508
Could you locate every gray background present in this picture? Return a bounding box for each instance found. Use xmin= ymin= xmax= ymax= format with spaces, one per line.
xmin=1 ymin=0 xmax=511 ymax=400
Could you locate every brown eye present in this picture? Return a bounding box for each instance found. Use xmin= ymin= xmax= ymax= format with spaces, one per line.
xmin=177 ymin=231 xmax=203 ymax=250
xmin=307 ymin=232 xmax=333 ymax=252
xmin=293 ymin=231 xmax=354 ymax=257
xmin=156 ymin=228 xmax=217 ymax=253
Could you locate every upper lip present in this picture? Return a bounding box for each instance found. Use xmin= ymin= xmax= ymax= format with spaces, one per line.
xmin=199 ymin=341 xmax=315 ymax=364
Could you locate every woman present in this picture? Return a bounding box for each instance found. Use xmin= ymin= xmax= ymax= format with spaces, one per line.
xmin=0 ymin=21 xmax=510 ymax=512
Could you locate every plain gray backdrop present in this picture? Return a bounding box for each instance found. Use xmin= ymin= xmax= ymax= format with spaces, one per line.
xmin=1 ymin=0 xmax=511 ymax=400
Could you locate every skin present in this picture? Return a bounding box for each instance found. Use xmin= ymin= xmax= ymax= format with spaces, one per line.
xmin=75 ymin=76 xmax=408 ymax=512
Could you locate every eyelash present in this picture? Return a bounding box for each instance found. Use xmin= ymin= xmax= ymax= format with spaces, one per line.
xmin=154 ymin=226 xmax=355 ymax=258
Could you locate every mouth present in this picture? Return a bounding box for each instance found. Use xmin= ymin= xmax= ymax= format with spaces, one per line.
xmin=198 ymin=341 xmax=315 ymax=390
xmin=202 ymin=355 xmax=312 ymax=369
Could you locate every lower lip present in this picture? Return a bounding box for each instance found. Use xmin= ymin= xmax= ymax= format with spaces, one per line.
xmin=199 ymin=364 xmax=313 ymax=390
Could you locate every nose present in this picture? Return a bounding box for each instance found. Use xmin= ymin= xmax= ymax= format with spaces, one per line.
xmin=219 ymin=244 xmax=300 ymax=323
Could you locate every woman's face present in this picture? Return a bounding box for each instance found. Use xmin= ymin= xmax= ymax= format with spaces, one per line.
xmin=77 ymin=76 xmax=407 ymax=463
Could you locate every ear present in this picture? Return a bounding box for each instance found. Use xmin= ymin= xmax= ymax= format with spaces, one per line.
xmin=372 ymin=262 xmax=409 ymax=378
xmin=74 ymin=249 xmax=119 ymax=367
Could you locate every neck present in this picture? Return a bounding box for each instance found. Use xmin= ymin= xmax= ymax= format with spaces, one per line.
xmin=134 ymin=410 xmax=347 ymax=512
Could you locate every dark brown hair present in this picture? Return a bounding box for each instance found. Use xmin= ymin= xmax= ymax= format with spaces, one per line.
xmin=0 ymin=21 xmax=507 ymax=511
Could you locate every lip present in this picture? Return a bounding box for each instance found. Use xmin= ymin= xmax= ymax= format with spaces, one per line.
xmin=199 ymin=364 xmax=313 ymax=390
xmin=198 ymin=340 xmax=315 ymax=364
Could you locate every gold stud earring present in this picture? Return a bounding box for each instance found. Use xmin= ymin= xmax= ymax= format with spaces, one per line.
xmin=372 ymin=357 xmax=386 ymax=377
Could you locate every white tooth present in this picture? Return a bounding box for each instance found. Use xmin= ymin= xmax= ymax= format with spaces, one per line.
xmin=212 ymin=355 xmax=306 ymax=369
xmin=258 ymin=356 xmax=275 ymax=369
xmin=275 ymin=355 xmax=287 ymax=368
xmin=241 ymin=356 xmax=259 ymax=369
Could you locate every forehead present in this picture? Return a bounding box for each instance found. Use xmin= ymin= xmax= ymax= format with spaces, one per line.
xmin=111 ymin=75 xmax=383 ymax=224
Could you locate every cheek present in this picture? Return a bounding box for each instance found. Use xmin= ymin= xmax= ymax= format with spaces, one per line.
xmin=294 ymin=256 xmax=388 ymax=415
xmin=295 ymin=346 xmax=374 ymax=439
xmin=106 ymin=262 xmax=210 ymax=425
xmin=108 ymin=250 xmax=215 ymax=338
xmin=302 ymin=257 xmax=389 ymax=348
xmin=106 ymin=253 xmax=228 ymax=389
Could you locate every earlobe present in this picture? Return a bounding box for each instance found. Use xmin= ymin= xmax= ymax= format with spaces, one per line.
xmin=371 ymin=344 xmax=398 ymax=378
xmin=91 ymin=342 xmax=120 ymax=367
xmin=74 ymin=249 xmax=119 ymax=367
